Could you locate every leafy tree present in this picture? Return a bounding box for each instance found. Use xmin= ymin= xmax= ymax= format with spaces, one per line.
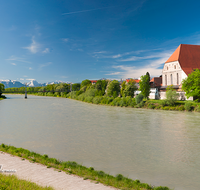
xmin=124 ymin=80 xmax=137 ymax=97
xmin=72 ymin=83 xmax=80 ymax=91
xmin=0 ymin=83 xmax=5 ymax=96
xmin=139 ymin=74 xmax=151 ymax=99
xmin=81 ymin=79 xmax=91 ymax=88
xmin=120 ymin=81 xmax=126 ymax=97
xmin=182 ymin=69 xmax=200 ymax=101
xmin=95 ymin=80 xmax=108 ymax=95
xmin=146 ymin=72 xmax=150 ymax=83
xmin=166 ymin=85 xmax=179 ymax=106
xmin=106 ymin=80 xmax=120 ymax=98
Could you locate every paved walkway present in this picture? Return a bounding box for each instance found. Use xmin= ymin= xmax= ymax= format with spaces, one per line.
xmin=0 ymin=152 xmax=117 ymax=190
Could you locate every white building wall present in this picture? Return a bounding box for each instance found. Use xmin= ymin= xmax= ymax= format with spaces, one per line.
xmin=162 ymin=61 xmax=183 ymax=86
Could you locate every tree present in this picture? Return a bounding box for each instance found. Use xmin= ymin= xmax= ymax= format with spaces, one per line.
xmin=182 ymin=69 xmax=200 ymax=101
xmin=120 ymin=81 xmax=126 ymax=97
xmin=81 ymin=79 xmax=91 ymax=88
xmin=0 ymin=83 xmax=5 ymax=96
xmin=146 ymin=72 xmax=150 ymax=83
xmin=72 ymin=83 xmax=80 ymax=91
xmin=106 ymin=80 xmax=120 ymax=98
xmin=166 ymin=85 xmax=179 ymax=106
xmin=139 ymin=74 xmax=151 ymax=99
xmin=124 ymin=79 xmax=137 ymax=97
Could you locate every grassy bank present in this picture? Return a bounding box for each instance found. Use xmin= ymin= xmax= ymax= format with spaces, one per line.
xmin=0 ymin=144 xmax=171 ymax=190
xmin=0 ymin=173 xmax=54 ymax=190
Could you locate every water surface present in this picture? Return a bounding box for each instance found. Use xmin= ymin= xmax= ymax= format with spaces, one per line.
xmin=1 ymin=95 xmax=200 ymax=189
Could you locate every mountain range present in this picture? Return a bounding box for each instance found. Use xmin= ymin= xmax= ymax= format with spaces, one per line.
xmin=0 ymin=80 xmax=71 ymax=89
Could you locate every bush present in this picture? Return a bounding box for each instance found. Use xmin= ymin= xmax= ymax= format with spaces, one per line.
xmin=100 ymin=96 xmax=114 ymax=104
xmin=166 ymin=90 xmax=179 ymax=106
xmin=84 ymin=96 xmax=93 ymax=103
xmin=130 ymin=98 xmax=136 ymax=107
xmin=194 ymin=105 xmax=200 ymax=112
xmin=160 ymin=100 xmax=168 ymax=106
xmin=184 ymin=102 xmax=193 ymax=111
xmin=92 ymin=96 xmax=103 ymax=104
xmin=111 ymin=97 xmax=121 ymax=106
xmin=177 ymin=105 xmax=185 ymax=111
xmin=135 ymin=94 xmax=143 ymax=104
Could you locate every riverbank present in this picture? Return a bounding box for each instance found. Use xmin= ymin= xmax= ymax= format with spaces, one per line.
xmin=3 ymin=92 xmax=200 ymax=112
xmin=0 ymin=144 xmax=170 ymax=190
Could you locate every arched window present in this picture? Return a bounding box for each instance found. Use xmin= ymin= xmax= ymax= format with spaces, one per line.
xmin=171 ymin=74 xmax=173 ymax=85
xmin=165 ymin=75 xmax=167 ymax=86
xmin=177 ymin=73 xmax=179 ymax=85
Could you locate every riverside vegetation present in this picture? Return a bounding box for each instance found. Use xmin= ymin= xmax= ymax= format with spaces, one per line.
xmin=3 ymin=78 xmax=200 ymax=112
xmin=0 ymin=173 xmax=54 ymax=190
xmin=0 ymin=144 xmax=170 ymax=190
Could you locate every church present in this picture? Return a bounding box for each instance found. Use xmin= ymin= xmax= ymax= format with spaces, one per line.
xmin=162 ymin=44 xmax=200 ymax=87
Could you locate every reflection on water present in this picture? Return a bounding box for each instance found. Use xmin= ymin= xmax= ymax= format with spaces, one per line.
xmin=1 ymin=95 xmax=200 ymax=190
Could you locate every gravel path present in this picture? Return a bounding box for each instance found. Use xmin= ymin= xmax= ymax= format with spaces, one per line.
xmin=0 ymin=152 xmax=117 ymax=190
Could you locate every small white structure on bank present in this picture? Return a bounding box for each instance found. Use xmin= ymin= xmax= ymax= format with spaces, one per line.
xmin=161 ymin=44 xmax=200 ymax=100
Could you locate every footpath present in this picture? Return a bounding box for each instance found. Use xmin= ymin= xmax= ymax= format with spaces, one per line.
xmin=0 ymin=152 xmax=117 ymax=190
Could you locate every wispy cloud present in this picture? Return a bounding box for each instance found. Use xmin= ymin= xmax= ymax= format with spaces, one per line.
xmin=39 ymin=62 xmax=52 ymax=70
xmin=29 ymin=67 xmax=33 ymax=70
xmin=11 ymin=63 xmax=16 ymax=66
xmin=105 ymin=72 xmax=121 ymax=75
xmin=62 ymin=38 xmax=69 ymax=42
xmin=23 ymin=36 xmax=40 ymax=54
xmin=6 ymin=55 xmax=31 ymax=64
xmin=62 ymin=5 xmax=119 ymax=15
xmin=43 ymin=48 xmax=50 ymax=53
xmin=105 ymin=50 xmax=173 ymax=79
xmin=20 ymin=78 xmax=24 ymax=80
xmin=27 ymin=79 xmax=35 ymax=81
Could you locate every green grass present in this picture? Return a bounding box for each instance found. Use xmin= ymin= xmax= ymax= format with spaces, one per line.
xmin=0 ymin=144 xmax=171 ymax=190
xmin=0 ymin=173 xmax=54 ymax=190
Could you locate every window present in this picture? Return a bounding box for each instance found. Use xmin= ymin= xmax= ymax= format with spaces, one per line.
xmin=174 ymin=65 xmax=176 ymax=69
xmin=177 ymin=73 xmax=179 ymax=85
xmin=165 ymin=75 xmax=167 ymax=86
xmin=171 ymin=74 xmax=173 ymax=85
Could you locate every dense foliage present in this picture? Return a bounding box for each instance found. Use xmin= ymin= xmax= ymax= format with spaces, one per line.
xmin=182 ymin=69 xmax=200 ymax=101
xmin=139 ymin=74 xmax=150 ymax=99
xmin=165 ymin=85 xmax=179 ymax=106
xmin=106 ymin=80 xmax=120 ymax=98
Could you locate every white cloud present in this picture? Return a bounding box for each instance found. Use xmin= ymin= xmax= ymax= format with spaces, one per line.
xmin=43 ymin=48 xmax=50 ymax=53
xmin=105 ymin=72 xmax=121 ymax=75
xmin=20 ymin=78 xmax=24 ymax=80
xmin=106 ymin=50 xmax=173 ymax=79
xmin=62 ymin=38 xmax=69 ymax=42
xmin=11 ymin=63 xmax=16 ymax=65
xmin=24 ymin=36 xmax=40 ymax=54
xmin=27 ymin=79 xmax=35 ymax=81
xmin=29 ymin=67 xmax=33 ymax=70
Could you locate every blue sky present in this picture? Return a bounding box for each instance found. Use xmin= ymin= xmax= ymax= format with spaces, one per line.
xmin=1 ymin=0 xmax=200 ymax=83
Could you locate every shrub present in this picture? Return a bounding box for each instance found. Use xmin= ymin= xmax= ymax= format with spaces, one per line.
xmin=100 ymin=96 xmax=114 ymax=104
xmin=85 ymin=89 xmax=97 ymax=97
xmin=111 ymin=97 xmax=121 ymax=106
xmin=160 ymin=100 xmax=168 ymax=106
xmin=92 ymin=96 xmax=103 ymax=104
xmin=84 ymin=96 xmax=93 ymax=103
xmin=166 ymin=89 xmax=179 ymax=106
xmin=194 ymin=105 xmax=200 ymax=112
xmin=184 ymin=102 xmax=193 ymax=111
xmin=177 ymin=105 xmax=185 ymax=111
xmin=130 ymin=98 xmax=136 ymax=107
xmin=119 ymin=97 xmax=128 ymax=107
xmin=116 ymin=174 xmax=124 ymax=181
xmin=147 ymin=103 xmax=156 ymax=109
xmin=77 ymin=93 xmax=85 ymax=101
xmin=135 ymin=94 xmax=143 ymax=104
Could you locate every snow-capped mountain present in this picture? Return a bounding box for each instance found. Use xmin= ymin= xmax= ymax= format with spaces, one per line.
xmin=0 ymin=79 xmax=71 ymax=88
xmin=0 ymin=80 xmax=24 ymax=89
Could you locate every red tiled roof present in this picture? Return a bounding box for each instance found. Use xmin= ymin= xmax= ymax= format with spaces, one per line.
xmin=126 ymin=79 xmax=140 ymax=83
xmin=165 ymin=44 xmax=200 ymax=75
xmin=90 ymin=80 xmax=97 ymax=83
xmin=150 ymin=77 xmax=162 ymax=87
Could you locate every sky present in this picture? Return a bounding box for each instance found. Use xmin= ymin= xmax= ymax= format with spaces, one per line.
xmin=1 ymin=0 xmax=200 ymax=83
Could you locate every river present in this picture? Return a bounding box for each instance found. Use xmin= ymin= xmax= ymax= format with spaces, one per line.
xmin=0 ymin=94 xmax=200 ymax=189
